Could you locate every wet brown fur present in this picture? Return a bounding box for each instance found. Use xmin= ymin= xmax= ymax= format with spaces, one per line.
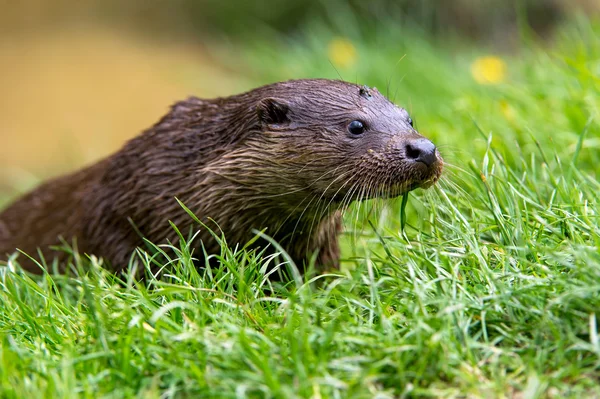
xmin=0 ymin=79 xmax=442 ymax=275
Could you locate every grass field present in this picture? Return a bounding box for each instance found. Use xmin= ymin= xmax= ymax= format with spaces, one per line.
xmin=1 ymin=18 xmax=600 ymax=398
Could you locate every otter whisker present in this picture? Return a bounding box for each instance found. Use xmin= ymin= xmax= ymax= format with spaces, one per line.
xmin=258 ymin=160 xmax=349 ymax=199
xmin=303 ymin=169 xmax=357 ymax=250
xmin=276 ymin=166 xmax=356 ymax=259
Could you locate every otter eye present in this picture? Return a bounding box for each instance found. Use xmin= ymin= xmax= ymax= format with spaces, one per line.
xmin=408 ymin=117 xmax=414 ymax=127
xmin=348 ymin=120 xmax=366 ymax=135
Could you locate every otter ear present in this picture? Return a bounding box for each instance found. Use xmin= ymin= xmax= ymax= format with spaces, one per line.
xmin=257 ymin=98 xmax=291 ymax=126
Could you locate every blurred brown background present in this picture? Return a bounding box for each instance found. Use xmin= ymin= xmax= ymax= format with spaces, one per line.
xmin=0 ymin=0 xmax=244 ymax=193
xmin=1 ymin=0 xmax=598 ymax=196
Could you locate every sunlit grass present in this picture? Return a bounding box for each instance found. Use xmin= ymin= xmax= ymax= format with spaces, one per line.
xmin=1 ymin=18 xmax=600 ymax=398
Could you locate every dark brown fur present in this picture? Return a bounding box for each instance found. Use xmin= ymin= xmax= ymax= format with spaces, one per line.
xmin=0 ymin=79 xmax=442 ymax=275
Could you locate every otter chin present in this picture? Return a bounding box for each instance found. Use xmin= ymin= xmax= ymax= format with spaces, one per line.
xmin=0 ymin=79 xmax=442 ymax=277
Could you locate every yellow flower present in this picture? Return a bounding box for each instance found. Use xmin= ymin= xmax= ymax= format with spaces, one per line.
xmin=328 ymin=37 xmax=357 ymax=69
xmin=499 ymin=99 xmax=515 ymax=122
xmin=470 ymin=56 xmax=507 ymax=85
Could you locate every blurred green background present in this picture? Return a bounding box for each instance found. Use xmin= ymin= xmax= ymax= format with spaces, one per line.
xmin=0 ymin=0 xmax=598 ymax=199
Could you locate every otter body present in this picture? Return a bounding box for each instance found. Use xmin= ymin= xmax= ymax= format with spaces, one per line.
xmin=0 ymin=79 xmax=442 ymax=275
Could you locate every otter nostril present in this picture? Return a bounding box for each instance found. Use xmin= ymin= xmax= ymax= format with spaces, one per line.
xmin=405 ymin=139 xmax=437 ymax=167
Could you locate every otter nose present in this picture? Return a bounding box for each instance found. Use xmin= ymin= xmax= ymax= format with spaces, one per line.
xmin=405 ymin=139 xmax=437 ymax=167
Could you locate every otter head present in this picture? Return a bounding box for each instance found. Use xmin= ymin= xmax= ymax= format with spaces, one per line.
xmin=250 ymin=79 xmax=442 ymax=206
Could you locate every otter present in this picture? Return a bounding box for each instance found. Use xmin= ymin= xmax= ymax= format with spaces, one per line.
xmin=0 ymin=79 xmax=442 ymax=276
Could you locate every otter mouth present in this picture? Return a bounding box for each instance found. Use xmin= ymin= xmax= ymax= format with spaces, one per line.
xmin=349 ymin=178 xmax=438 ymax=201
xmin=326 ymin=158 xmax=443 ymax=203
xmin=362 ymin=160 xmax=443 ymax=200
xmin=379 ymin=182 xmax=427 ymax=199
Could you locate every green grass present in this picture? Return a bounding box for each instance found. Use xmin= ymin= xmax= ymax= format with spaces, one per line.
xmin=2 ymin=17 xmax=600 ymax=398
